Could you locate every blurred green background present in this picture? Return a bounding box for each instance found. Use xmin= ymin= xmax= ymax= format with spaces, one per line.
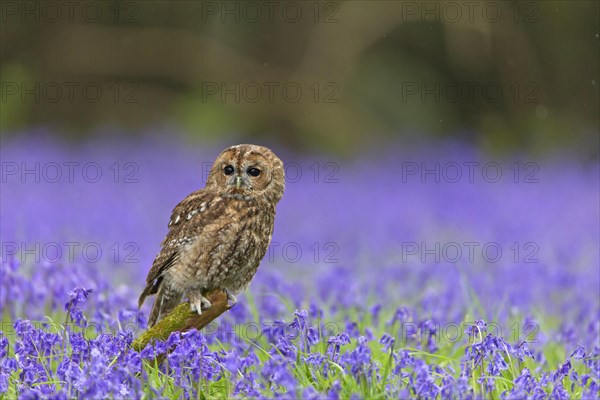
xmin=1 ymin=0 xmax=598 ymax=155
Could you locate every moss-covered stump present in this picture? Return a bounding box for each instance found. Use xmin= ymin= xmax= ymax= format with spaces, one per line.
xmin=132 ymin=289 xmax=232 ymax=352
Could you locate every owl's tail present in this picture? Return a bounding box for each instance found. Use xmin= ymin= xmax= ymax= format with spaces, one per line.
xmin=147 ymin=283 xmax=182 ymax=327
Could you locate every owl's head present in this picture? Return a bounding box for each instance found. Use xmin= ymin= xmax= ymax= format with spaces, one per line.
xmin=206 ymin=144 xmax=285 ymax=204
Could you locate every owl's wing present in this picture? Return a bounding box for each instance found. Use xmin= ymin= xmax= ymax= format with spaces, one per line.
xmin=139 ymin=189 xmax=227 ymax=310
xmin=144 ymin=189 xmax=211 ymax=285
xmin=138 ymin=189 xmax=234 ymax=307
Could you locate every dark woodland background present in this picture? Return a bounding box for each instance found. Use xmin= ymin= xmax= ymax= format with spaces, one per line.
xmin=1 ymin=0 xmax=598 ymax=155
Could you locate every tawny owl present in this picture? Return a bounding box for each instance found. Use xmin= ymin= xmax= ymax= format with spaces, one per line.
xmin=138 ymin=144 xmax=285 ymax=327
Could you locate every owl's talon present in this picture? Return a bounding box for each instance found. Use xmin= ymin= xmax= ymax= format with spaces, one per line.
xmin=188 ymin=291 xmax=211 ymax=315
xmin=190 ymin=302 xmax=202 ymax=315
xmin=225 ymin=291 xmax=237 ymax=307
xmin=201 ymin=296 xmax=212 ymax=309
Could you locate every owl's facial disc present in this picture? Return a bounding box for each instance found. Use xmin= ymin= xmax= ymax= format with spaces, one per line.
xmin=207 ymin=144 xmax=283 ymax=202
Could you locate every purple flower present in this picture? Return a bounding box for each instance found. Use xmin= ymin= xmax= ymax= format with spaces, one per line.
xmin=570 ymin=344 xmax=586 ymax=359
xmin=14 ymin=319 xmax=34 ymax=337
xmin=379 ymin=333 xmax=395 ymax=351
xmin=487 ymin=351 xmax=508 ymax=376
xmin=261 ymin=358 xmax=297 ymax=392
xmin=0 ymin=357 xmax=17 ymax=393
xmin=558 ymin=359 xmax=571 ymax=375
xmin=64 ymin=287 xmax=93 ymax=327
xmin=69 ymin=307 xmax=87 ymax=327
xmin=262 ymin=320 xmax=288 ymax=343
xmin=56 ymin=359 xmax=81 ymax=383
xmin=388 ymin=306 xmax=412 ymax=326
xmin=306 ymin=327 xmax=320 ymax=346
xmin=327 ymin=333 xmax=350 ymax=361
xmin=413 ymin=359 xmax=440 ymax=398
xmin=166 ymin=331 xmax=181 ymax=347
xmin=511 ymin=341 xmax=534 ymax=362
xmin=370 ymin=303 xmax=382 ymax=325
xmin=345 ymin=321 xmax=360 ymax=338
xmin=154 ymin=339 xmax=167 ymax=355
xmin=327 ymin=380 xmax=342 ymax=399
xmin=394 ymin=349 xmax=414 ymax=374
xmin=465 ymin=320 xmax=488 ymax=339
xmin=290 ymin=309 xmax=308 ymax=330
xmin=304 ymin=353 xmax=325 ymax=367
xmin=551 ymin=382 xmax=569 ymax=400
xmin=272 ymin=336 xmax=297 ymax=359
xmin=308 ymin=299 xmax=324 ymax=319
xmin=302 ymin=386 xmax=320 ymax=399
xmin=64 ymin=287 xmax=93 ymax=311
xmin=421 ymin=320 xmax=439 ymax=353
xmin=233 ymin=376 xmax=261 ymax=397
xmin=512 ymin=368 xmax=536 ymax=394
xmin=341 ymin=336 xmax=373 ymax=379
xmin=0 ymin=335 xmax=9 ymax=359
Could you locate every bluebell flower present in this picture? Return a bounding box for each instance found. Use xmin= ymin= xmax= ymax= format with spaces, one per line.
xmin=551 ymin=382 xmax=569 ymax=400
xmin=388 ymin=306 xmax=412 ymax=327
xmin=262 ymin=320 xmax=288 ymax=344
xmin=413 ymin=359 xmax=440 ymax=398
xmin=487 ymin=351 xmax=508 ymax=376
xmin=0 ymin=335 xmax=9 ymax=359
xmin=327 ymin=333 xmax=350 ymax=361
xmin=327 ymin=380 xmax=342 ymax=399
xmin=304 ymin=353 xmax=325 ymax=367
xmin=393 ymin=349 xmax=414 ymax=374
xmin=345 ymin=321 xmax=360 ymax=338
xmin=290 ymin=309 xmax=308 ymax=330
xmin=512 ymin=341 xmax=534 ymax=362
xmin=340 ymin=336 xmax=373 ymax=379
xmin=64 ymin=287 xmax=93 ymax=311
xmin=465 ymin=320 xmax=488 ymax=339
xmin=570 ymin=344 xmax=586 ymax=359
xmin=261 ymin=358 xmax=297 ymax=392
xmin=379 ymin=333 xmax=395 ymax=351
xmin=307 ymin=299 xmax=321 ymax=319
xmin=306 ymin=326 xmax=320 ymax=346
xmin=271 ymin=335 xmax=297 ymax=359
xmin=233 ymin=378 xmax=262 ymax=397
xmin=369 ymin=303 xmax=382 ymax=325
xmin=0 ymin=357 xmax=17 ymax=393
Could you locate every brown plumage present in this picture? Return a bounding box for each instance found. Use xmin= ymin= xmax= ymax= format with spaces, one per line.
xmin=139 ymin=144 xmax=285 ymax=327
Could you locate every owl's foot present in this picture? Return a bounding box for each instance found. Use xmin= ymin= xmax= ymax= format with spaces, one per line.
xmin=188 ymin=290 xmax=212 ymax=315
xmin=225 ymin=290 xmax=237 ymax=307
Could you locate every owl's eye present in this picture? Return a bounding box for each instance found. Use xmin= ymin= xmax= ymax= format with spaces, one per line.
xmin=247 ymin=167 xmax=261 ymax=177
xmin=224 ymin=165 xmax=235 ymax=175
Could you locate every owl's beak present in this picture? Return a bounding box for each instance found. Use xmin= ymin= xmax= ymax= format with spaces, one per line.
xmin=235 ymin=176 xmax=242 ymax=189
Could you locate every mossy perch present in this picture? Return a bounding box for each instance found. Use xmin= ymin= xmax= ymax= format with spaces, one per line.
xmin=132 ymin=289 xmax=232 ymax=352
